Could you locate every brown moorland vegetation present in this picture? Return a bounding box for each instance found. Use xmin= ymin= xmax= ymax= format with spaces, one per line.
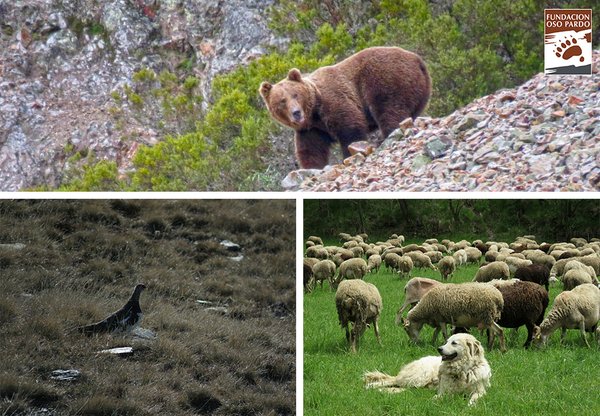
xmin=0 ymin=200 xmax=295 ymax=415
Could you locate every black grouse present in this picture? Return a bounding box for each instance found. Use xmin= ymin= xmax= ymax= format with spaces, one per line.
xmin=78 ymin=284 xmax=146 ymax=334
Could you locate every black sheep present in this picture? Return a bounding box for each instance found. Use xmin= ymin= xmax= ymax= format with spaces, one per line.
xmin=514 ymin=264 xmax=550 ymax=291
xmin=491 ymin=281 xmax=549 ymax=348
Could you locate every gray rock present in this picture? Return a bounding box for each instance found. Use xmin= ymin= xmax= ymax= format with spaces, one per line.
xmin=98 ymin=346 xmax=134 ymax=355
xmin=0 ymin=243 xmax=26 ymax=250
xmin=206 ymin=306 xmax=229 ymax=314
xmin=281 ymin=169 xmax=323 ymax=190
xmin=454 ymin=112 xmax=486 ymax=132
xmin=424 ymin=136 xmax=453 ymax=159
xmin=50 ymin=369 xmax=81 ymax=382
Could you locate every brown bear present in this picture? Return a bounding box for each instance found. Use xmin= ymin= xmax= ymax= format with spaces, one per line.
xmin=259 ymin=46 xmax=431 ymax=169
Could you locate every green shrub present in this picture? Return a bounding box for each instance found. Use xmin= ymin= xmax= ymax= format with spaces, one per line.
xmin=58 ymin=160 xmax=123 ymax=191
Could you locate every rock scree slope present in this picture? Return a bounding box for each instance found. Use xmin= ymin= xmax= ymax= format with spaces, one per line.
xmin=297 ymin=50 xmax=600 ymax=192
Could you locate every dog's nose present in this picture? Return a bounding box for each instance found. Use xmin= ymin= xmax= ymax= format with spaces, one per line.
xmin=292 ymin=110 xmax=302 ymax=121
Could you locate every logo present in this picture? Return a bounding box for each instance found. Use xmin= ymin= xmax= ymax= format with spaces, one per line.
xmin=544 ymin=9 xmax=592 ymax=75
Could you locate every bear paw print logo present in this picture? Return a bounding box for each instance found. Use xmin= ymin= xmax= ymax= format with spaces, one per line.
xmin=553 ymin=36 xmax=584 ymax=62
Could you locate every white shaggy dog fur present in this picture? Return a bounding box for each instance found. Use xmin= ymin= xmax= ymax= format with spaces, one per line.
xmin=363 ymin=333 xmax=491 ymax=406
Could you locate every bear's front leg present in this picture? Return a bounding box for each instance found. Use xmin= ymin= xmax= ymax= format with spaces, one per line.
xmin=335 ymin=126 xmax=368 ymax=159
xmin=295 ymin=129 xmax=334 ymax=169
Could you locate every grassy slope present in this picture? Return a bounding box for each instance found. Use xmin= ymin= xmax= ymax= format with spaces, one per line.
xmin=304 ymin=248 xmax=600 ymax=416
xmin=0 ymin=200 xmax=295 ymax=416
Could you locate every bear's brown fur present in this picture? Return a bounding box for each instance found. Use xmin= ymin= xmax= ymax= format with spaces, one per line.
xmin=259 ymin=46 xmax=431 ymax=169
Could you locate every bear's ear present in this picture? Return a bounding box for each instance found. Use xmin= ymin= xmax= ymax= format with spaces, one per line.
xmin=287 ymin=68 xmax=303 ymax=82
xmin=259 ymin=82 xmax=272 ymax=98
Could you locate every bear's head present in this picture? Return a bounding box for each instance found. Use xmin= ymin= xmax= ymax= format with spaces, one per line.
xmin=259 ymin=68 xmax=318 ymax=131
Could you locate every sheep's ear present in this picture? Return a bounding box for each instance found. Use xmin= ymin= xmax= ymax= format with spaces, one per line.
xmin=259 ymin=82 xmax=272 ymax=99
xmin=532 ymin=325 xmax=540 ymax=339
xmin=287 ymin=68 xmax=303 ymax=82
xmin=402 ymin=318 xmax=410 ymax=328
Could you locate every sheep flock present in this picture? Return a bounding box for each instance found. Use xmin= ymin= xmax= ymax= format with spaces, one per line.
xmin=304 ymin=232 xmax=600 ymax=352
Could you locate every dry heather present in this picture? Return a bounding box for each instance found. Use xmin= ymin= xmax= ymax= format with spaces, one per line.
xmin=0 ymin=200 xmax=295 ymax=416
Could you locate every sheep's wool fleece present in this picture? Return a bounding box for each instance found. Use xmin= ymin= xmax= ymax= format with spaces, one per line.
xmin=541 ymin=283 xmax=600 ymax=331
xmin=335 ymin=279 xmax=382 ymax=323
xmin=409 ymin=283 xmax=503 ymax=324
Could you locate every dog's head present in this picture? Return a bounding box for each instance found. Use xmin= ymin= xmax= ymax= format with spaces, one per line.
xmin=438 ymin=333 xmax=484 ymax=362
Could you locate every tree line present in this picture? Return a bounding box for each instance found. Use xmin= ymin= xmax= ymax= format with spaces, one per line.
xmin=304 ymin=200 xmax=600 ymax=242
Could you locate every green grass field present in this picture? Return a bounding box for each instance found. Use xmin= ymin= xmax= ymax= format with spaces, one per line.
xmin=304 ymin=258 xmax=600 ymax=416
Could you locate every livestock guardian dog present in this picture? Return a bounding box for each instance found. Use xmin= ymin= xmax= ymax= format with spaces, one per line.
xmin=363 ymin=334 xmax=491 ymax=406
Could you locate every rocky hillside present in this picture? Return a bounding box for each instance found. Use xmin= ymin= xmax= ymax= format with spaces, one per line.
xmin=0 ymin=0 xmax=282 ymax=191
xmin=296 ymin=50 xmax=600 ymax=192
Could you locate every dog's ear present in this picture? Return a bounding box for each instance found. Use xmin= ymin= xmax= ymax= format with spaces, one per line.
xmin=467 ymin=337 xmax=483 ymax=358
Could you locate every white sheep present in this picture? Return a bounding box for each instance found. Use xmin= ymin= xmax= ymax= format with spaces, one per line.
xmin=454 ymin=240 xmax=472 ymax=250
xmin=307 ymin=235 xmax=324 ymax=245
xmin=473 ymin=261 xmax=510 ymax=282
xmin=335 ymin=258 xmax=368 ymax=287
xmin=367 ymin=254 xmax=382 ymax=274
xmin=383 ymin=252 xmax=402 ymax=273
xmin=402 ymin=244 xmax=424 ymax=253
xmin=402 ymin=283 xmax=506 ymax=351
xmin=484 ymin=250 xmax=499 ymax=263
xmin=335 ymin=279 xmax=382 ymax=352
xmin=549 ymin=257 xmax=578 ymax=280
xmin=312 ymin=259 xmax=337 ymax=289
xmin=533 ymin=283 xmax=600 ymax=347
xmin=350 ymin=246 xmax=365 ymax=258
xmin=339 ymin=232 xmax=352 ymax=242
xmin=397 ymin=256 xmax=414 ymax=279
xmin=365 ymin=248 xmax=380 ymax=258
xmin=578 ymin=255 xmax=600 ymax=276
xmin=425 ymin=250 xmax=443 ymax=264
xmin=343 ymin=240 xmax=359 ymax=249
xmin=438 ymin=256 xmax=456 ymax=280
xmin=563 ymin=260 xmax=598 ymax=284
xmin=305 ymin=245 xmax=328 ymax=259
xmin=404 ymin=251 xmax=437 ymax=270
xmin=562 ymin=269 xmax=594 ymax=291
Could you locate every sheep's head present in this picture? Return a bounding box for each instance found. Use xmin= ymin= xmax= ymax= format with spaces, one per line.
xmin=402 ymin=318 xmax=422 ymax=343
xmin=532 ymin=325 xmax=547 ymax=347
